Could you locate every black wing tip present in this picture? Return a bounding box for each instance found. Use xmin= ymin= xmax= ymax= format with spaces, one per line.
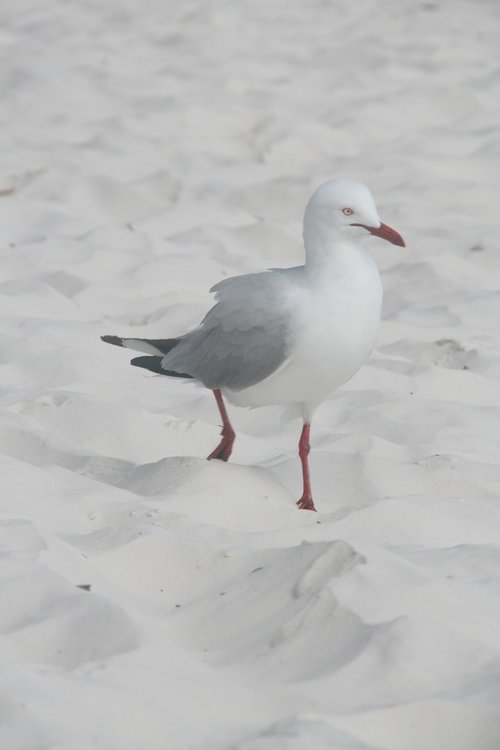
xmin=131 ymin=355 xmax=163 ymax=373
xmin=131 ymin=356 xmax=193 ymax=379
xmin=101 ymin=335 xmax=124 ymax=347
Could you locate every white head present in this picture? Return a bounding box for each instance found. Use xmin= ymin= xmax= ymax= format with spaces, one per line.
xmin=303 ymin=178 xmax=405 ymax=250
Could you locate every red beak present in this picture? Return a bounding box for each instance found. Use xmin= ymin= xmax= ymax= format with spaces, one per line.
xmin=352 ymin=221 xmax=405 ymax=247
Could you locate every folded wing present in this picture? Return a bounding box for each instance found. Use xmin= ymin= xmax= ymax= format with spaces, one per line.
xmin=160 ymin=271 xmax=294 ymax=390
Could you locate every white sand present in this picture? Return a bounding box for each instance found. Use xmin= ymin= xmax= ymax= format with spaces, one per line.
xmin=1 ymin=0 xmax=500 ymax=748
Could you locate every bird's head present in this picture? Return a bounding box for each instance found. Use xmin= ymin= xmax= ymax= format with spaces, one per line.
xmin=303 ymin=178 xmax=405 ymax=248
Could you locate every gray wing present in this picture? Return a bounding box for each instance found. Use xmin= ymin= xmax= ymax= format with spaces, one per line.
xmin=160 ymin=270 xmax=296 ymax=390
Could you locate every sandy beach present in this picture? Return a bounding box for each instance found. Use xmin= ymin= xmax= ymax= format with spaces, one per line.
xmin=1 ymin=0 xmax=500 ymax=747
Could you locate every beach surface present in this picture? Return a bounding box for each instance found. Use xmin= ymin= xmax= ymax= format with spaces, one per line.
xmin=1 ymin=0 xmax=500 ymax=748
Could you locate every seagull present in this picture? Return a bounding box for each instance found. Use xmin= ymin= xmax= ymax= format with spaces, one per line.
xmin=102 ymin=179 xmax=405 ymax=512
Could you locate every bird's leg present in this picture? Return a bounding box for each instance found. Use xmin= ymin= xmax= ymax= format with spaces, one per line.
xmin=207 ymin=388 xmax=236 ymax=462
xmin=296 ymin=422 xmax=317 ymax=511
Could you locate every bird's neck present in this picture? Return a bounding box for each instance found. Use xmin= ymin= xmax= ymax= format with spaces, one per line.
xmin=303 ymin=234 xmax=370 ymax=284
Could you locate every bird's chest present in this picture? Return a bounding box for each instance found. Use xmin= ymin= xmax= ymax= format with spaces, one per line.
xmin=290 ymin=265 xmax=383 ymax=379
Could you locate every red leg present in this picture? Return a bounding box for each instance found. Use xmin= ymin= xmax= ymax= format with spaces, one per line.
xmin=296 ymin=422 xmax=317 ymax=511
xmin=207 ymin=389 xmax=236 ymax=462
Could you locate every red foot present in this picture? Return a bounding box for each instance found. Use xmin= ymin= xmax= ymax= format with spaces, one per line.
xmin=296 ymin=497 xmax=317 ymax=512
xmin=207 ymin=389 xmax=236 ymax=462
xmin=207 ymin=432 xmax=234 ymax=462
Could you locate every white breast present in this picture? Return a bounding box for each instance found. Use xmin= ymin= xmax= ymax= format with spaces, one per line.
xmin=225 ymin=245 xmax=383 ymax=409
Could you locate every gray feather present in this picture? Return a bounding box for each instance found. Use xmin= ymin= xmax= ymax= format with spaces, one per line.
xmin=160 ymin=270 xmax=295 ymax=390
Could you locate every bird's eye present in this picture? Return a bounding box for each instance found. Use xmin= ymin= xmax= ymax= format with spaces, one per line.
xmin=342 ymin=207 xmax=354 ymax=216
